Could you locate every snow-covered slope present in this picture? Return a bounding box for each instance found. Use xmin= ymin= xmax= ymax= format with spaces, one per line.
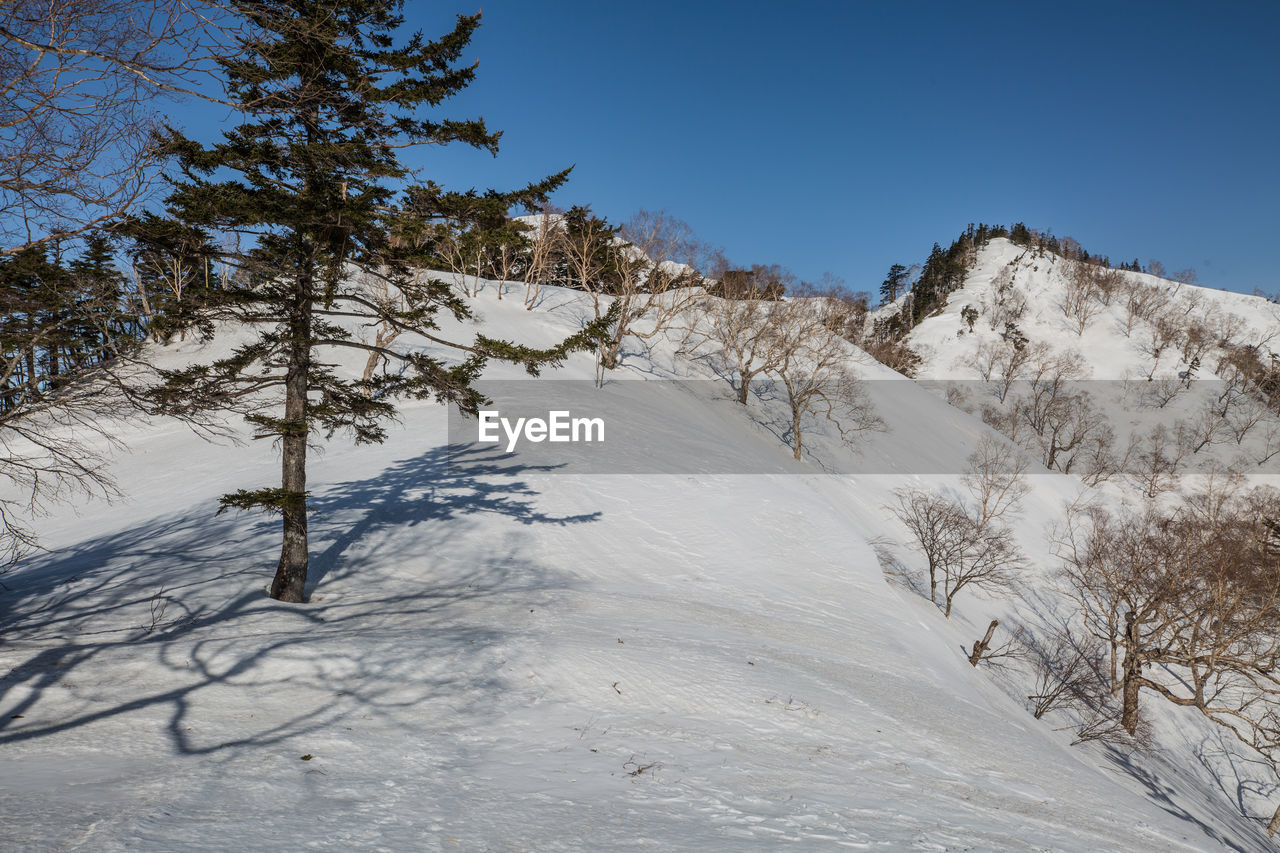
xmin=890 ymin=238 xmax=1280 ymax=490
xmin=902 ymin=238 xmax=1280 ymax=381
xmin=1 ymin=277 xmax=1276 ymax=849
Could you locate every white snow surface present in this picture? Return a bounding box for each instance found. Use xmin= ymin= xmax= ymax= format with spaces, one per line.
xmin=2 ymin=273 xmax=1278 ymax=850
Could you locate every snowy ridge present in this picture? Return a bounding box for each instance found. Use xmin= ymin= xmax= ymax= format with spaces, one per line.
xmin=904 ymin=238 xmax=1280 ymax=381
xmin=1 ymin=273 xmax=1277 ymax=849
xmin=892 ymin=238 xmax=1280 ymax=488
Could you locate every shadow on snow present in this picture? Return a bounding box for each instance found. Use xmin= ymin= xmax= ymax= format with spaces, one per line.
xmin=0 ymin=444 xmax=600 ymax=758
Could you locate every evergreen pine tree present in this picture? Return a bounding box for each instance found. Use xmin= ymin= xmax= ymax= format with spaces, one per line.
xmin=0 ymin=245 xmax=68 ymax=407
xmin=879 ymin=263 xmax=908 ymax=306
xmin=146 ymin=2 xmax=606 ymax=602
xmin=67 ymin=231 xmax=129 ymax=369
xmin=121 ymin=214 xmax=220 ymax=342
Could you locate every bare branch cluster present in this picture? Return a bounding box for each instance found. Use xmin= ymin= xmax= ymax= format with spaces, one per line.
xmin=890 ymin=435 xmax=1028 ymax=616
xmin=1056 ymin=476 xmax=1280 ymax=828
xmin=0 ymin=0 xmax=227 ymax=250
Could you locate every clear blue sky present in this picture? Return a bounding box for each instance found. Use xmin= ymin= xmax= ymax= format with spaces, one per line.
xmin=190 ymin=1 xmax=1280 ymax=295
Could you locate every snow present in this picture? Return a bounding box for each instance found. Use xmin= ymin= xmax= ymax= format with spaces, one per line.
xmin=903 ymin=238 xmax=1280 ymax=383
xmin=2 ymin=266 xmax=1278 ymax=849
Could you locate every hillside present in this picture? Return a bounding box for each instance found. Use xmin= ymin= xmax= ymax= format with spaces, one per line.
xmin=904 ymin=237 xmax=1280 ymax=382
xmin=2 ymin=273 xmax=1280 ymax=849
xmin=886 ymin=238 xmax=1280 ymax=492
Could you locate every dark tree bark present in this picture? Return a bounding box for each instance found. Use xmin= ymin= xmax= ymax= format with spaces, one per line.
xmin=270 ymin=291 xmax=311 ymax=602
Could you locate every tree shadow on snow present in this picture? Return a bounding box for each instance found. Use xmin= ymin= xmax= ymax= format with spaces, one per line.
xmin=1102 ymin=748 xmax=1257 ymax=852
xmin=305 ymin=442 xmax=601 ymax=592
xmin=0 ymin=443 xmax=600 ymax=759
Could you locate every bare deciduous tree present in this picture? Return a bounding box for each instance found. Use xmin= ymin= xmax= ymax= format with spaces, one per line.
xmin=991 ymin=336 xmax=1040 ymax=404
xmin=521 ymin=208 xmax=559 ymax=310
xmin=1178 ymin=404 xmax=1228 ymax=456
xmin=1121 ymin=281 xmax=1170 ymax=338
xmin=982 ymin=264 xmax=1026 ymax=330
xmin=1124 ymin=425 xmax=1186 ymax=498
xmin=1257 ymin=420 xmax=1280 ymax=467
xmin=967 ymin=337 xmax=1001 ymax=382
xmin=597 ymin=209 xmax=708 ymax=371
xmin=0 ymin=236 xmax=172 ymax=569
xmin=1141 ymin=378 xmax=1184 ymax=409
xmin=693 ymin=288 xmax=786 ymax=405
xmin=1004 ymin=348 xmax=1116 ymax=482
xmin=762 ymin=292 xmax=883 ymax=460
xmin=890 ymin=489 xmax=968 ymax=606
xmin=1062 ymin=261 xmax=1103 ymax=336
xmin=964 ymin=433 xmax=1030 ymax=534
xmin=890 ymin=436 xmax=1028 ymax=616
xmin=0 ymin=0 xmax=226 ymax=250
xmin=1057 ymin=479 xmax=1280 ymax=831
xmin=1140 ymin=309 xmax=1186 ymax=379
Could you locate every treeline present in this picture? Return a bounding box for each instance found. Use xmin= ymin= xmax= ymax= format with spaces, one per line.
xmin=0 ymin=196 xmax=756 ymax=416
xmin=0 ymin=221 xmax=231 ymax=414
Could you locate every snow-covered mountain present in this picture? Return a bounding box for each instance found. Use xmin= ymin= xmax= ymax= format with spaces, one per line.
xmin=890 ymin=238 xmax=1280 ymax=492
xmin=904 ymin=237 xmax=1280 ymax=383
xmin=4 ymin=263 xmax=1280 ymax=850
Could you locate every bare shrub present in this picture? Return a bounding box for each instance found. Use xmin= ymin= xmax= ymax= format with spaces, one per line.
xmin=1062 ymin=262 xmax=1103 ymax=335
xmin=1071 ymin=704 xmax=1153 ymax=749
xmin=1024 ymin=625 xmax=1107 ymax=720
xmin=861 ymin=337 xmax=922 ymax=377
xmin=889 ymin=436 xmax=1028 ymax=617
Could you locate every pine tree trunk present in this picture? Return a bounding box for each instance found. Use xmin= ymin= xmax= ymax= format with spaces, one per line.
xmin=271 ymin=421 xmax=309 ymax=602
xmin=269 ymin=291 xmax=311 ymax=603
